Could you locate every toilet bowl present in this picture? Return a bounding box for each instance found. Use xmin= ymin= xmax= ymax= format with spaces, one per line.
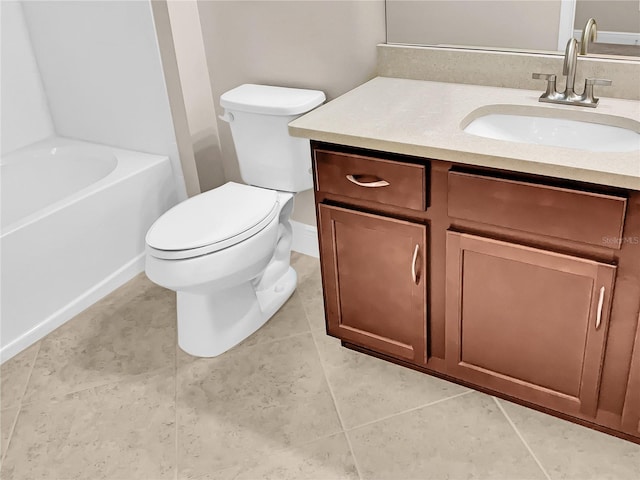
xmin=144 ymin=84 xmax=325 ymax=357
xmin=146 ymin=182 xmax=296 ymax=357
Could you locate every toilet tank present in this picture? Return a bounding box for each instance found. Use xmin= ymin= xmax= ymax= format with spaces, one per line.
xmin=220 ymin=84 xmax=325 ymax=192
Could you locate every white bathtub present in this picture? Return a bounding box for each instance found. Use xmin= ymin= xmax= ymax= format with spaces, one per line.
xmin=1 ymin=137 xmax=180 ymax=361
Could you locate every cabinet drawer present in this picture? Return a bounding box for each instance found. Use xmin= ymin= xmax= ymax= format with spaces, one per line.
xmin=448 ymin=171 xmax=627 ymax=249
xmin=314 ymin=150 xmax=426 ymax=210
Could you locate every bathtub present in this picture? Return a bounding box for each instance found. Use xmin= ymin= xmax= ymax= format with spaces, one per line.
xmin=1 ymin=137 xmax=180 ymax=361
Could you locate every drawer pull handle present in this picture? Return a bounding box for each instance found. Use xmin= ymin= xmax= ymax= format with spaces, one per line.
xmin=596 ymin=286 xmax=605 ymax=330
xmin=411 ymin=244 xmax=420 ymax=285
xmin=346 ymin=174 xmax=390 ymax=188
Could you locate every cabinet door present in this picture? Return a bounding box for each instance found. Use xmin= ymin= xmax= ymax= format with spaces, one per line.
xmin=622 ymin=317 xmax=640 ymax=436
xmin=318 ymin=204 xmax=427 ymax=364
xmin=446 ymin=231 xmax=616 ymax=417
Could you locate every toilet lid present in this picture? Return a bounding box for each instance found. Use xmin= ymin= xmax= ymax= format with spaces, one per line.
xmin=146 ymin=182 xmax=279 ymax=260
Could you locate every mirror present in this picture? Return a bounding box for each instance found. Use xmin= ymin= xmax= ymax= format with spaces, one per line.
xmin=386 ymin=0 xmax=640 ymax=59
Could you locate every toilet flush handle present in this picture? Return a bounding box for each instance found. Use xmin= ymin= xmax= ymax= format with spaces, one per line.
xmin=218 ymin=111 xmax=234 ymax=123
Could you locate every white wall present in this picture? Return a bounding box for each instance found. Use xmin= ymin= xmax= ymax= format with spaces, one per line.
xmin=0 ymin=1 xmax=55 ymax=155
xmin=21 ymin=0 xmax=186 ymax=197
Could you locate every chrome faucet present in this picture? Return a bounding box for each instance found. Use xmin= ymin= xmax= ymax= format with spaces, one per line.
xmin=580 ymin=18 xmax=597 ymax=55
xmin=531 ymin=37 xmax=611 ymax=108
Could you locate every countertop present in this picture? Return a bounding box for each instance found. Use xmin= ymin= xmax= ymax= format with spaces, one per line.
xmin=289 ymin=77 xmax=640 ymax=190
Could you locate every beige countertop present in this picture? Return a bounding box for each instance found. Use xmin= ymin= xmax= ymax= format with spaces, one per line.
xmin=289 ymin=77 xmax=640 ymax=190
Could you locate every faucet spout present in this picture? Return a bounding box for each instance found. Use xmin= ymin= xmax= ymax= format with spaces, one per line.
xmin=563 ymin=38 xmax=579 ymax=98
xmin=580 ymin=18 xmax=597 ymax=55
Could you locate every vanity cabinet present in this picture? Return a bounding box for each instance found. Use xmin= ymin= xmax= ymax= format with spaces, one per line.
xmin=314 ymin=149 xmax=429 ymax=365
xmin=445 ymin=231 xmax=616 ymax=417
xmin=318 ymin=205 xmax=427 ymax=364
xmin=311 ymin=141 xmax=640 ymax=444
xmin=622 ymin=320 xmax=640 ymax=435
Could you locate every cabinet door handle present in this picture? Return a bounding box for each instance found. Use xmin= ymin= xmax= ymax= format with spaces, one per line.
xmin=596 ymin=286 xmax=605 ymax=330
xmin=411 ymin=244 xmax=420 ymax=285
xmin=346 ymin=174 xmax=390 ymax=188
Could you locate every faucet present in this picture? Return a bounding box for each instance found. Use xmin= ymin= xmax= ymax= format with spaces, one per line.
xmin=531 ymin=37 xmax=611 ymax=108
xmin=562 ymin=38 xmax=580 ymax=101
xmin=580 ymin=18 xmax=597 ymax=55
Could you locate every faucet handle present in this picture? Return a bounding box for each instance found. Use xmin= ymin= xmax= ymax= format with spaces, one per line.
xmin=532 ymin=73 xmax=560 ymax=100
xmin=582 ymin=78 xmax=612 ymax=106
xmin=532 ymin=73 xmax=556 ymax=81
xmin=585 ymin=78 xmax=612 ymax=87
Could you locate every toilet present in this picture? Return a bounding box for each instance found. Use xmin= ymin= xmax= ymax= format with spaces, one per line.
xmin=145 ymin=84 xmax=325 ymax=357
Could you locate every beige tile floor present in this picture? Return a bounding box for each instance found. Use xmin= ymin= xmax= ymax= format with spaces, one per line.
xmin=1 ymin=253 xmax=639 ymax=480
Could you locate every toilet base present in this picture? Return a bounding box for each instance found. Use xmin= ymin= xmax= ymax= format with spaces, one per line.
xmin=176 ymin=266 xmax=297 ymax=357
xmin=256 ymin=265 xmax=297 ymax=322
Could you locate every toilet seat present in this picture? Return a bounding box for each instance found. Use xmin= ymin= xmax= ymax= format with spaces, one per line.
xmin=146 ymin=182 xmax=279 ymax=260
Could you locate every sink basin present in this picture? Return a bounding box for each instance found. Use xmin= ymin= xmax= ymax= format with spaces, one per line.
xmin=462 ymin=105 xmax=640 ymax=153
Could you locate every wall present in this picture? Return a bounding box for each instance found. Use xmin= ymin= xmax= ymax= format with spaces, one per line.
xmin=386 ymin=0 xmax=562 ymax=51
xmin=21 ymin=0 xmax=187 ymax=198
xmin=166 ymin=0 xmax=225 ymax=193
xmin=0 ymin=1 xmax=55 ymax=155
xmin=197 ymin=0 xmax=386 ymax=225
xmin=575 ymin=0 xmax=640 ymax=33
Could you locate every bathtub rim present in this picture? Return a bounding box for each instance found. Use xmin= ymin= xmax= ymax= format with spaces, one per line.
xmin=1 ymin=136 xmax=172 ymax=236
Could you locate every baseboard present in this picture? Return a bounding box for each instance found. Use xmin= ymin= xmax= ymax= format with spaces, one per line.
xmin=0 ymin=254 xmax=145 ymax=363
xmin=291 ymin=220 xmax=319 ymax=258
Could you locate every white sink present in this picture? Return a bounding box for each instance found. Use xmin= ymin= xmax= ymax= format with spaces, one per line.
xmin=462 ymin=106 xmax=640 ymax=153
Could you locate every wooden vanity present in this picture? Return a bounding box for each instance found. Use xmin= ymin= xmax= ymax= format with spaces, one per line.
xmin=311 ymin=141 xmax=640 ymax=443
xmin=287 ymin=74 xmax=640 ymax=443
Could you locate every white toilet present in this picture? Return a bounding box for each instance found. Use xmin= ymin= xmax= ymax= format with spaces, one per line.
xmin=145 ymin=84 xmax=325 ymax=357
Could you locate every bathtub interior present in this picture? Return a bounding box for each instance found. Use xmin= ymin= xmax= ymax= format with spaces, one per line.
xmin=1 ymin=137 xmax=180 ymax=362
xmin=1 ymin=138 xmax=118 ymax=229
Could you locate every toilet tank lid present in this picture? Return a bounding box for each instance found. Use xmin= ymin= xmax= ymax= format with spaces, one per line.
xmin=220 ymin=84 xmax=325 ymax=116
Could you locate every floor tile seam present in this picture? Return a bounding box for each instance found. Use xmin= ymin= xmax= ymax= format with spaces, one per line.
xmin=493 ymin=396 xmax=552 ymax=480
xmin=1 ymin=341 xmax=43 ymax=465
xmin=1 ymin=403 xmax=21 ymax=466
xmin=18 ymin=341 xmax=42 ymax=405
xmin=309 ymin=331 xmax=365 ymax=480
xmin=300 ymin=299 xmax=324 ymax=332
xmin=344 ymin=389 xmax=476 ymax=433
xmin=201 ymin=429 xmax=350 ymax=477
xmin=342 ymin=428 xmax=365 ymax=480
xmin=174 ymin=339 xmax=179 ymax=480
xmin=19 ymin=364 xmax=175 ymax=409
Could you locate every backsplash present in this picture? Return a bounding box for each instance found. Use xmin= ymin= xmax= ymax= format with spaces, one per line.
xmin=377 ymin=44 xmax=640 ymax=101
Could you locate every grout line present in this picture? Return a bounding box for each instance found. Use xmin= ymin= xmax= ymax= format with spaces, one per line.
xmin=493 ymin=396 xmax=552 ymax=480
xmin=174 ymin=333 xmax=179 ymax=480
xmin=1 ymin=340 xmax=42 ymax=465
xmin=309 ymin=327 xmax=364 ymax=480
xmin=345 ymin=389 xmax=475 ymax=433
xmin=18 ymin=366 xmax=172 ymax=409
xmin=17 ymin=341 xmax=42 ymax=406
xmin=342 ymin=429 xmax=364 ymax=480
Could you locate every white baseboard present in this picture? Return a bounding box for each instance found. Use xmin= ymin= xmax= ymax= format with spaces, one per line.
xmin=573 ymin=29 xmax=640 ymax=46
xmin=291 ymin=220 xmax=319 ymax=258
xmin=0 ymin=254 xmax=145 ymax=363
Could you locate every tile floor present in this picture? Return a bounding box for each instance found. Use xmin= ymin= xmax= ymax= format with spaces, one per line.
xmin=1 ymin=253 xmax=639 ymax=480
